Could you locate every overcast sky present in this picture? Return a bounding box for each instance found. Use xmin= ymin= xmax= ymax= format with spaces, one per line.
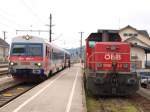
xmin=0 ymin=0 xmax=150 ymax=48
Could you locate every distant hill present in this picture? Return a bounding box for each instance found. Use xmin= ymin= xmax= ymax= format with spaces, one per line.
xmin=66 ymin=46 xmax=85 ymax=59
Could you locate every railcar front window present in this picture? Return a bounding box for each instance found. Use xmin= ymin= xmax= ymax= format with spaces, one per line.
xmin=28 ymin=45 xmax=42 ymax=56
xmin=12 ymin=45 xmax=26 ymax=55
xmin=11 ymin=44 xmax=43 ymax=56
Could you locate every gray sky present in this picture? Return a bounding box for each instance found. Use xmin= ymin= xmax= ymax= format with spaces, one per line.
xmin=0 ymin=0 xmax=150 ymax=48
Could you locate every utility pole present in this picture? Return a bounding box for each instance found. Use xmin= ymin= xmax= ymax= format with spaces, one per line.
xmin=49 ymin=14 xmax=52 ymax=42
xmin=2 ymin=31 xmax=7 ymax=61
xmin=79 ymin=32 xmax=84 ymax=60
xmin=3 ymin=31 xmax=7 ymax=41
xmin=16 ymin=14 xmax=54 ymax=42
xmin=45 ymin=13 xmax=54 ymax=42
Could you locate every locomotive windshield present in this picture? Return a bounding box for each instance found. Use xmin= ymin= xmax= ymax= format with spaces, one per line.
xmin=11 ymin=43 xmax=43 ymax=56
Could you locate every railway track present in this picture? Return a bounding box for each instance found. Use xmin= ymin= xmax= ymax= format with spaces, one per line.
xmin=86 ymin=93 xmax=150 ymax=112
xmin=98 ymin=96 xmax=142 ymax=112
xmin=0 ymin=82 xmax=36 ymax=107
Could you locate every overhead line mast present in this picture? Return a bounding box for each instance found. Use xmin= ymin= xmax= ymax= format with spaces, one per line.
xmin=49 ymin=14 xmax=52 ymax=42
xmin=79 ymin=32 xmax=84 ymax=59
xmin=16 ymin=13 xmax=53 ymax=42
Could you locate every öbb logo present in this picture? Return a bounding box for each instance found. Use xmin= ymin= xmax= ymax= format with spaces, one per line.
xmin=104 ymin=53 xmax=121 ymax=60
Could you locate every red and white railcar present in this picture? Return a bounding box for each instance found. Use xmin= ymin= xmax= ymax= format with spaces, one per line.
xmin=9 ymin=35 xmax=70 ymax=82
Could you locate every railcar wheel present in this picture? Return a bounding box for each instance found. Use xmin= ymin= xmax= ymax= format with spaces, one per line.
xmin=48 ymin=71 xmax=53 ymax=77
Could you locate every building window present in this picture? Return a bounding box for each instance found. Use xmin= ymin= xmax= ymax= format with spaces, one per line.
xmin=123 ymin=33 xmax=128 ymax=36
xmin=134 ymin=33 xmax=138 ymax=36
xmin=123 ymin=33 xmax=138 ymax=37
xmin=129 ymin=33 xmax=133 ymax=36
xmin=131 ymin=55 xmax=138 ymax=60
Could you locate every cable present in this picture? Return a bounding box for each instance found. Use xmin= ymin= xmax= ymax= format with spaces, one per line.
xmin=21 ymin=0 xmax=46 ymax=25
xmin=0 ymin=8 xmax=28 ymax=29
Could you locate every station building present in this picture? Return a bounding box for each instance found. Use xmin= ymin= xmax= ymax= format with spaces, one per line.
xmin=119 ymin=25 xmax=150 ymax=69
xmin=98 ymin=25 xmax=150 ymax=69
xmin=0 ymin=38 xmax=9 ymax=61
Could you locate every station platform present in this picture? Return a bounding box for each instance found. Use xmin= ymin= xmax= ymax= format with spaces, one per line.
xmin=0 ymin=64 xmax=86 ymax=112
xmin=0 ymin=68 xmax=8 ymax=72
xmin=137 ymin=87 xmax=150 ymax=100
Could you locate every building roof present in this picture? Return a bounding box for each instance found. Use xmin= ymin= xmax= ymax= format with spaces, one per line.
xmin=138 ymin=30 xmax=150 ymax=38
xmin=124 ymin=37 xmax=150 ymax=47
xmin=98 ymin=25 xmax=150 ymax=39
xmin=132 ymin=44 xmax=150 ymax=53
xmin=119 ymin=25 xmax=150 ymax=38
xmin=0 ymin=38 xmax=9 ymax=47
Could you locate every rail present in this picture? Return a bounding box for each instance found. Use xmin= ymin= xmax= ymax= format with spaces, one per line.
xmin=0 ymin=82 xmax=36 ymax=107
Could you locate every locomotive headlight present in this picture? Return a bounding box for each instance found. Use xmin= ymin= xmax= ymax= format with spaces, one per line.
xmin=123 ymin=63 xmax=128 ymax=68
xmin=96 ymin=63 xmax=103 ymax=68
xmin=110 ymin=45 xmax=116 ymax=50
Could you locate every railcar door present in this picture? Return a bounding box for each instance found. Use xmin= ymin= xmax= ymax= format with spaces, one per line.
xmin=45 ymin=45 xmax=50 ymax=75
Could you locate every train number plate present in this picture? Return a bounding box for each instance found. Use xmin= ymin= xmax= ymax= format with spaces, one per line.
xmin=21 ymin=62 xmax=30 ymax=65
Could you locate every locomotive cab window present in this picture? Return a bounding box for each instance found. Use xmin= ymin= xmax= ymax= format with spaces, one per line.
xmin=89 ymin=41 xmax=95 ymax=48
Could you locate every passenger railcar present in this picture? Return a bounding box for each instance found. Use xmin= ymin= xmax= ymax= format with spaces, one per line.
xmin=9 ymin=35 xmax=70 ymax=82
xmin=85 ymin=31 xmax=139 ymax=96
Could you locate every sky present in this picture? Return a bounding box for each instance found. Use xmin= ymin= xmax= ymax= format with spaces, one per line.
xmin=0 ymin=0 xmax=150 ymax=49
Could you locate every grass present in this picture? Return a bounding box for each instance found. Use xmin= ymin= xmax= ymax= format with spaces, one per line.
xmin=86 ymin=95 xmax=140 ymax=112
xmin=86 ymin=96 xmax=100 ymax=112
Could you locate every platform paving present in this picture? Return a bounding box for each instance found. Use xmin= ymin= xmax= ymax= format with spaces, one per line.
xmin=0 ymin=64 xmax=86 ymax=112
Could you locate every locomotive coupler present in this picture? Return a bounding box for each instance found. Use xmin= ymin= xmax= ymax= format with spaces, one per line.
xmin=111 ymin=61 xmax=118 ymax=94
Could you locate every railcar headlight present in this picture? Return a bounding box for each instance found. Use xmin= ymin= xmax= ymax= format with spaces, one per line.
xmin=96 ymin=63 xmax=103 ymax=68
xmin=37 ymin=63 xmax=41 ymax=66
xmin=123 ymin=63 xmax=128 ymax=68
xmin=10 ymin=62 xmax=14 ymax=66
xmin=35 ymin=63 xmax=42 ymax=67
xmin=10 ymin=62 xmax=17 ymax=66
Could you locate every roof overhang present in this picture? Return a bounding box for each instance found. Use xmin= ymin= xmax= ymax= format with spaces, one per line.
xmin=132 ymin=44 xmax=150 ymax=53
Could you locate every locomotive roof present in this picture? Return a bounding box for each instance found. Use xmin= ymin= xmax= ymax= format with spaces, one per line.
xmin=86 ymin=32 xmax=121 ymax=42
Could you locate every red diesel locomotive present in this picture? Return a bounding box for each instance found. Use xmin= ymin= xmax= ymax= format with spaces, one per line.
xmin=85 ymin=30 xmax=139 ymax=95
